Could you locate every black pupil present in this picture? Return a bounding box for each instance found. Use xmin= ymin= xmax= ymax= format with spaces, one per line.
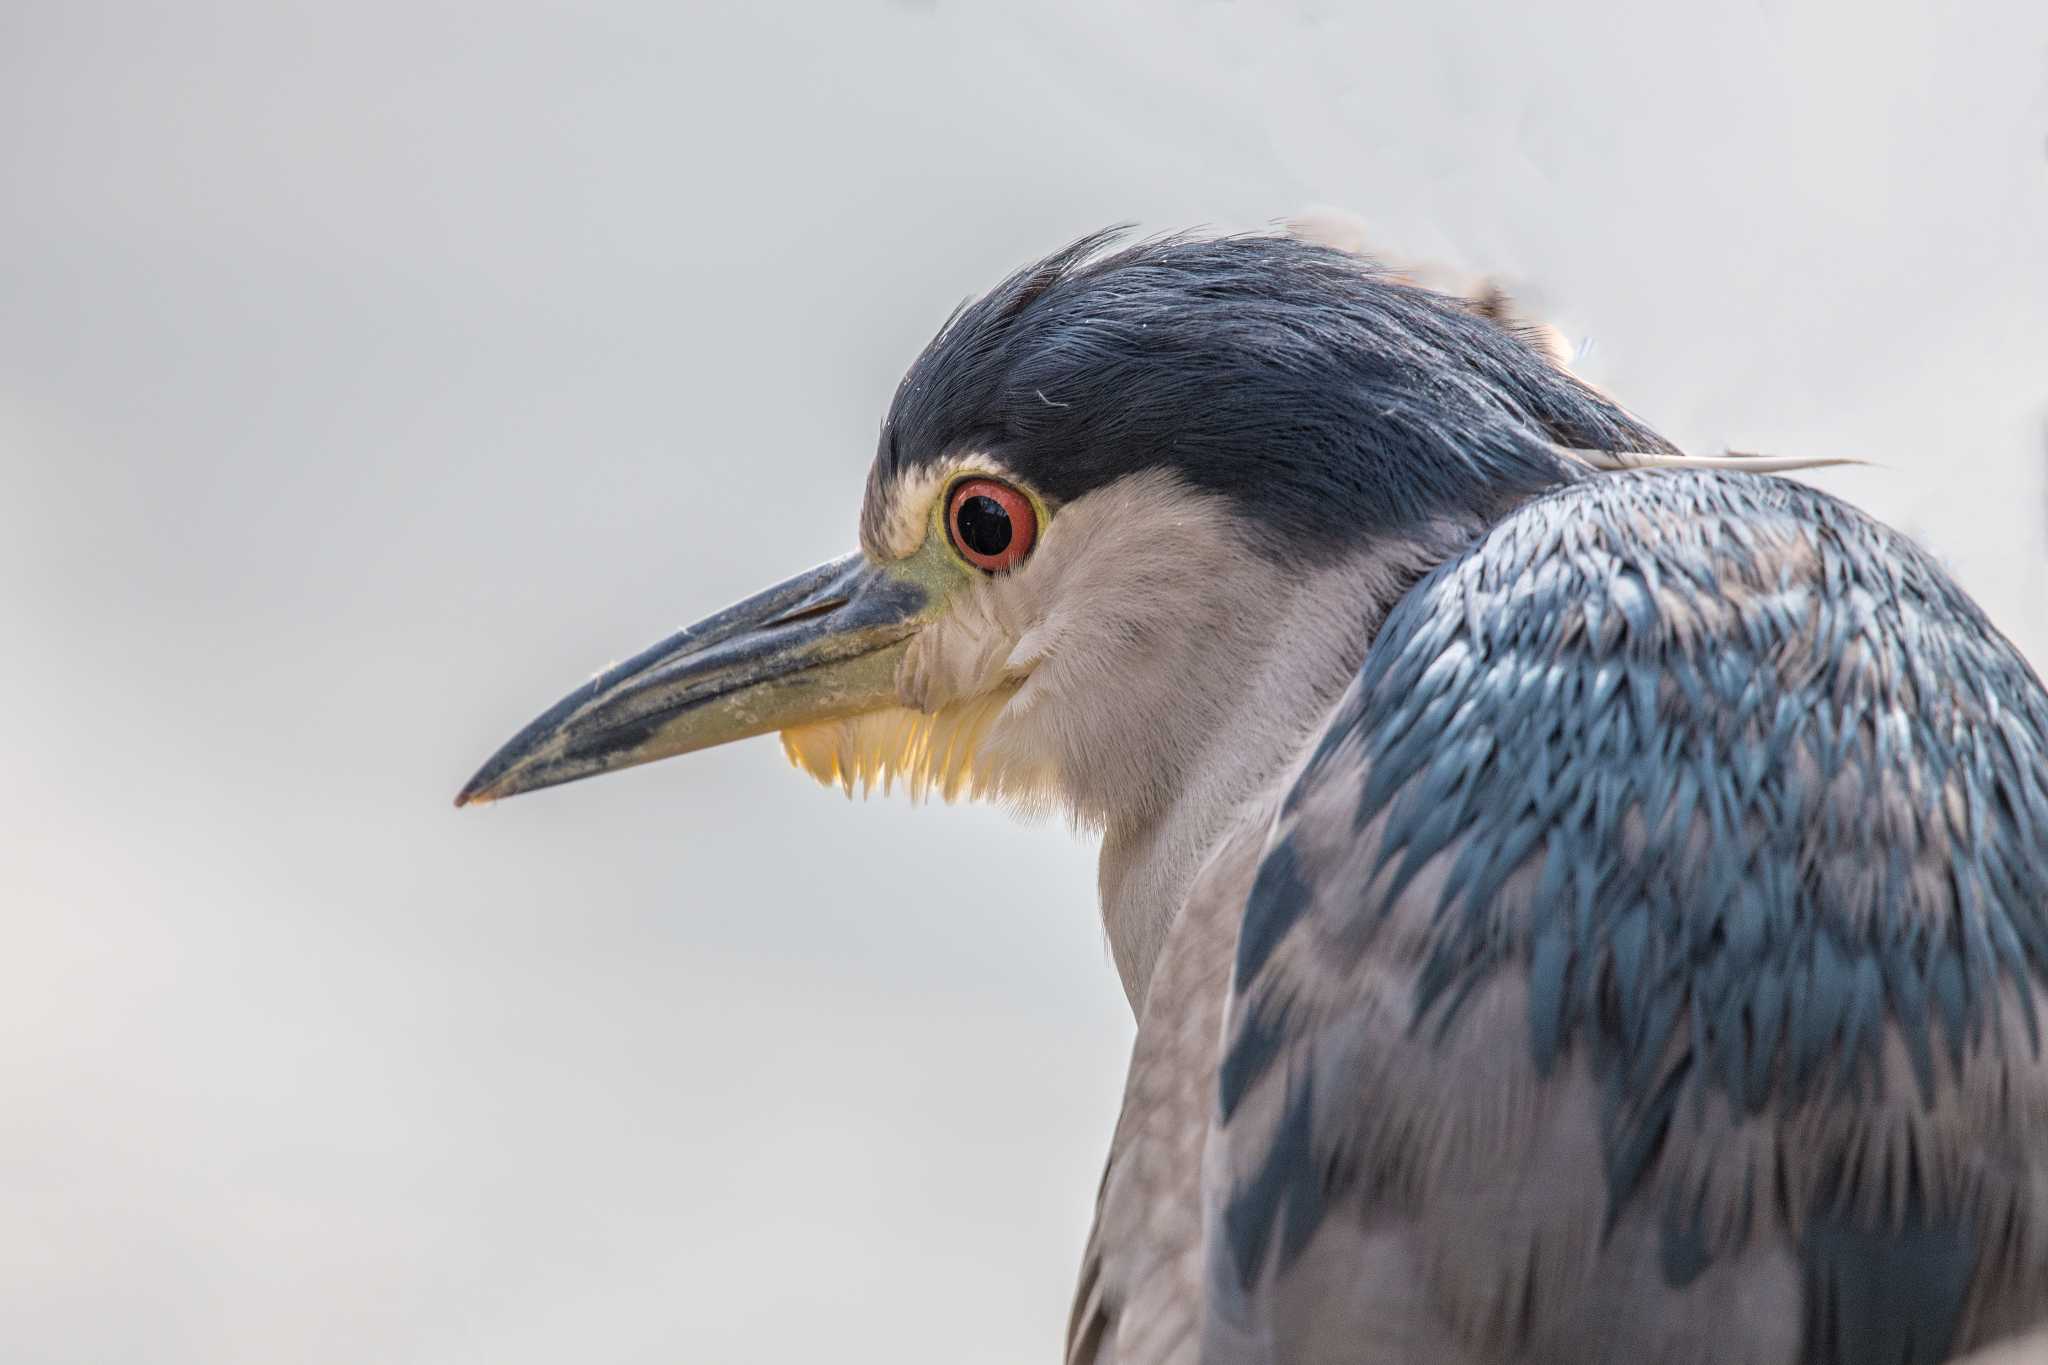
xmin=956 ymin=495 xmax=1013 ymax=557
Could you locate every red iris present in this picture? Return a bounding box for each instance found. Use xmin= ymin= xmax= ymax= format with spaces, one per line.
xmin=946 ymin=478 xmax=1037 ymax=573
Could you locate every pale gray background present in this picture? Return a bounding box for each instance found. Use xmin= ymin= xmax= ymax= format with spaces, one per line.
xmin=5 ymin=3 xmax=2046 ymax=1362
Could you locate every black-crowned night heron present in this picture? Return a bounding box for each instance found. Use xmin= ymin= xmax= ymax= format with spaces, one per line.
xmin=456 ymin=228 xmax=2048 ymax=1364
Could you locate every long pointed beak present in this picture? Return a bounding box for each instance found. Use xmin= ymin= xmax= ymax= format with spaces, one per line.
xmin=455 ymin=552 xmax=929 ymax=806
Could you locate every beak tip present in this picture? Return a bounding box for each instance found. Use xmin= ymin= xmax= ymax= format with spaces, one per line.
xmin=452 ymin=550 xmax=916 ymax=813
xmin=453 ymin=763 xmax=512 ymax=809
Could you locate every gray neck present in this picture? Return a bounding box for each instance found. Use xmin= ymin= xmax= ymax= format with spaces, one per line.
xmin=1094 ymin=535 xmax=1460 ymax=1011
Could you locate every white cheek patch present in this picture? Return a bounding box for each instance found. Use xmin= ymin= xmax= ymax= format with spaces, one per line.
xmin=1005 ymin=622 xmax=1058 ymax=675
xmin=780 ymin=539 xmax=1061 ymax=807
xmin=812 ymin=466 xmax=1257 ymax=823
xmin=795 ymin=452 xmax=1065 ymax=808
xmin=898 ymin=592 xmax=1017 ymax=713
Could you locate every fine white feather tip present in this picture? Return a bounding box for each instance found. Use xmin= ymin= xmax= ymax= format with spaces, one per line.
xmin=1563 ymin=447 xmax=1872 ymax=475
xmin=1283 ymin=205 xmax=1380 ymax=257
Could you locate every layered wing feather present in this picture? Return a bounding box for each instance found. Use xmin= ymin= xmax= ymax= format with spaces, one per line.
xmin=1206 ymin=470 xmax=2048 ymax=1364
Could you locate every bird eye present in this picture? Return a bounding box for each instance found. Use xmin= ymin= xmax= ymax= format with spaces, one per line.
xmin=946 ymin=478 xmax=1037 ymax=573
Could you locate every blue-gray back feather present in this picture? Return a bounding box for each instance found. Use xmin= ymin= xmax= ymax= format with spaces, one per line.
xmin=1208 ymin=469 xmax=2048 ymax=1364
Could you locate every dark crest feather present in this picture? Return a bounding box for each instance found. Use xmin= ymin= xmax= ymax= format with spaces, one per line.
xmin=879 ymin=229 xmax=1675 ymax=563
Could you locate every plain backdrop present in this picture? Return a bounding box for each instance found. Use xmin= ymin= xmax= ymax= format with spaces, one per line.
xmin=5 ymin=3 xmax=2046 ymax=1362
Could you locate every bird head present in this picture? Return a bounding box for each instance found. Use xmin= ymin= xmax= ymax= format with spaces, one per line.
xmin=455 ymin=229 xmax=1667 ymax=823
